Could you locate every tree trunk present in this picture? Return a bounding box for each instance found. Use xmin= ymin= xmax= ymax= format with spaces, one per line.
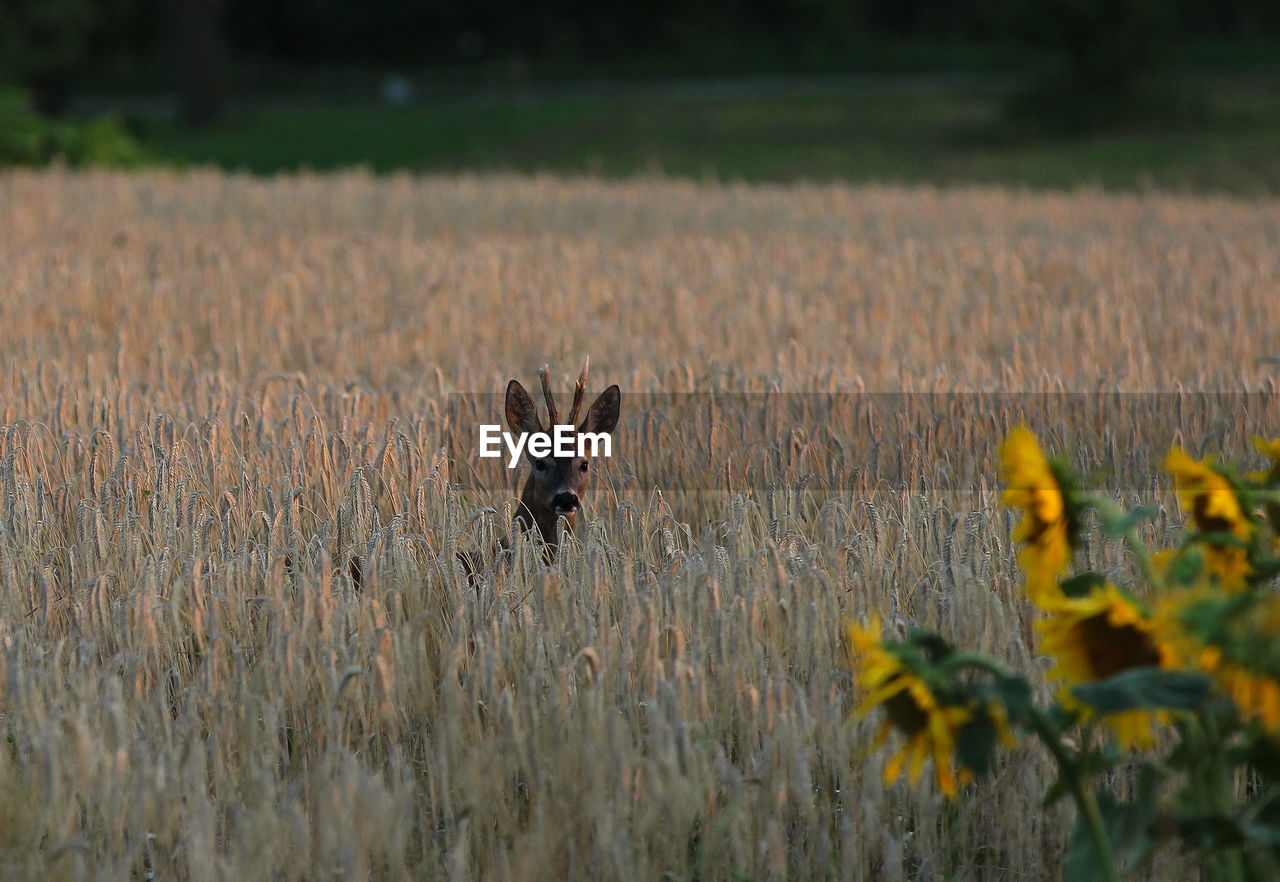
xmin=28 ymin=69 xmax=73 ymax=117
xmin=172 ymin=0 xmax=223 ymax=126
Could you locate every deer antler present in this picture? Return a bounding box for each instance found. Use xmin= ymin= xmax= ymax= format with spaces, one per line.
xmin=538 ymin=365 xmax=560 ymax=426
xmin=567 ymin=356 xmax=590 ymax=425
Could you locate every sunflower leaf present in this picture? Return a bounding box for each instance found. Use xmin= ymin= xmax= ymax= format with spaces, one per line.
xmin=905 ymin=630 xmax=955 ymax=664
xmin=1113 ymin=765 xmax=1165 ymax=869
xmin=1241 ymin=786 xmax=1280 ymax=851
xmin=1243 ymin=849 xmax=1280 ymax=882
xmin=989 ymin=673 xmax=1034 ymax=722
xmin=1042 ymin=776 xmax=1071 ymax=809
xmin=1175 ymin=812 xmax=1245 ymax=851
xmin=1229 ymin=731 xmax=1280 ymax=780
xmin=1071 ymin=669 xmax=1212 ymax=713
xmin=1242 ymin=821 xmax=1280 ymax=847
xmin=1162 ymin=548 xmax=1204 ymax=586
xmin=1059 ymin=572 xmax=1106 ymax=599
xmin=1100 ymin=506 xmax=1157 ymax=537
xmin=1042 ymin=749 xmax=1122 ymax=810
xmin=955 ymin=715 xmax=997 ymax=777
xmin=1185 ymin=529 xmax=1250 ymax=550
xmin=1120 ymin=835 xmax=1160 ymax=877
xmin=1248 ymin=555 xmax=1280 ymax=583
xmin=1066 ymin=790 xmax=1120 ymax=882
xmin=1069 ymin=773 xmax=1173 ymax=877
xmin=1265 ymin=501 xmax=1280 ymax=537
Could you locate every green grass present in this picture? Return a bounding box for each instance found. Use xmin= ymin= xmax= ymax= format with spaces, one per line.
xmin=137 ymin=78 xmax=1280 ymax=193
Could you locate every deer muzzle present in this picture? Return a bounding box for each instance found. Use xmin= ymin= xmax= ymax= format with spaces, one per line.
xmin=551 ymin=492 xmax=580 ymax=516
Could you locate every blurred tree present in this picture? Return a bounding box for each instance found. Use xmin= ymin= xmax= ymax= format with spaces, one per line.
xmin=171 ymin=0 xmax=223 ymax=124
xmin=7 ymin=0 xmax=1280 ymax=113
xmin=215 ymin=0 xmax=1279 ymax=81
xmin=0 ymin=0 xmax=99 ymax=114
xmin=85 ymin=0 xmax=166 ymax=89
xmin=980 ymin=0 xmax=1182 ymax=129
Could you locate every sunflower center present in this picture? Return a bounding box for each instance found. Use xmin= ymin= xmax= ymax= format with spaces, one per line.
xmin=1192 ymin=492 xmax=1237 ymax=534
xmin=1029 ymin=485 xmax=1063 ymax=527
xmin=1075 ymin=613 xmax=1162 ymax=678
xmin=883 ymin=685 xmax=929 ymax=736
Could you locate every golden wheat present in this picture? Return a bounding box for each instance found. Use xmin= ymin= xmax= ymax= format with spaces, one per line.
xmin=0 ymin=168 xmax=1277 ymax=879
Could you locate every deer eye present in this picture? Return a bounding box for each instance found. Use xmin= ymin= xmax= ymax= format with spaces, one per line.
xmin=533 ymin=459 xmax=547 ymax=472
xmin=579 ymin=461 xmax=589 ymax=472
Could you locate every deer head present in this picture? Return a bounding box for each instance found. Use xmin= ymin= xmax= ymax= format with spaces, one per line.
xmin=504 ymin=358 xmax=620 ymax=553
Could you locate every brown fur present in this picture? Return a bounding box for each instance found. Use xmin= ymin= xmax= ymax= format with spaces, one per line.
xmin=504 ymin=362 xmax=620 ymax=554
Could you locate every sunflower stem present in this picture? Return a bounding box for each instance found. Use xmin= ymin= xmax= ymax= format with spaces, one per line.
xmin=1241 ymin=781 xmax=1280 ymax=825
xmin=943 ymin=653 xmax=1016 ymax=678
xmin=1125 ymin=526 xmax=1166 ymax=596
xmin=1177 ymin=716 xmax=1245 ymax=882
xmin=1201 ymin=714 xmax=1245 ymax=882
xmin=1089 ymin=495 xmax=1167 ymax=596
xmin=1026 ymin=707 xmax=1120 ymax=882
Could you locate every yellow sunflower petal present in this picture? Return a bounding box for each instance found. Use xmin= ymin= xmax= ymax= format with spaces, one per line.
xmin=883 ymin=741 xmax=909 ymax=787
xmin=1163 ymin=445 xmax=1252 ymax=543
xmin=907 ymin=732 xmax=930 ymax=785
xmin=1254 ymin=436 xmax=1280 ymax=463
xmin=1039 ymin=583 xmax=1175 ymax=746
xmin=1000 ymin=425 xmax=1073 ymax=602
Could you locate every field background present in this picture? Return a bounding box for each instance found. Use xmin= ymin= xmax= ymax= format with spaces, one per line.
xmin=1 ymin=169 xmax=1279 ymax=879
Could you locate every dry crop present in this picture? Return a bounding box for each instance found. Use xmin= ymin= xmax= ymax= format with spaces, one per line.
xmin=0 ymin=168 xmax=1278 ymax=879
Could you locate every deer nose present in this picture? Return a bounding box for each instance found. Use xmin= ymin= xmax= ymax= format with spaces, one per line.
xmin=551 ymin=492 xmax=579 ymax=515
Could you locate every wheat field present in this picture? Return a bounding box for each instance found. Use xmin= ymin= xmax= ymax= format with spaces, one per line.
xmin=1 ymin=168 xmax=1279 ymax=880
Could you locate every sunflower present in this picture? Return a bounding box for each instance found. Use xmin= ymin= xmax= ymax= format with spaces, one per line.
xmin=1202 ymin=648 xmax=1280 ymax=732
xmin=1157 ymin=590 xmax=1280 ymax=732
xmin=1253 ymin=436 xmax=1280 ymax=543
xmin=1164 ymin=447 xmax=1250 ymax=535
xmin=1150 ymin=549 xmax=1179 ymax=582
xmin=1163 ymin=446 xmax=1254 ymax=590
xmin=1038 ymin=583 xmax=1175 ymax=749
xmin=844 ymin=618 xmax=971 ymax=798
xmin=1255 ymin=436 xmax=1280 ymax=466
xmin=1000 ymin=426 xmax=1076 ymax=605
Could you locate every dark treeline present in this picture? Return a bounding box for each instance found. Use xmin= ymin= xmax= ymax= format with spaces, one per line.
xmin=225 ymin=0 xmax=1280 ymax=71
xmin=2 ymin=0 xmax=1279 ymax=125
xmin=6 ymin=0 xmax=1279 ymax=85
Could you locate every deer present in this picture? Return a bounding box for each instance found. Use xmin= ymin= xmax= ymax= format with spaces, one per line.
xmin=503 ymin=358 xmax=620 ymax=556
xmin=349 ymin=360 xmax=619 ymax=594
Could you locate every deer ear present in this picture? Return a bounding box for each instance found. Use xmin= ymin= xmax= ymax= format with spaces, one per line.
xmin=505 ymin=380 xmax=542 ymax=435
xmin=579 ymin=384 xmax=620 ymax=435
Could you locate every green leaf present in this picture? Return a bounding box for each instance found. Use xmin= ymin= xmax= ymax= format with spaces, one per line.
xmin=1162 ymin=548 xmax=1204 ymax=586
xmin=955 ymin=715 xmax=997 ymax=777
xmin=1244 ymin=847 xmax=1280 ymax=882
xmin=1101 ymin=505 xmax=1157 ymax=537
xmin=1063 ymin=775 xmax=1166 ymax=877
xmin=1265 ymin=500 xmax=1280 ymax=537
xmin=1060 ymin=572 xmax=1106 ymax=599
xmin=1071 ymin=669 xmax=1212 ymax=714
xmin=1176 ymin=813 xmax=1245 ymax=851
xmin=1250 ymin=556 xmax=1280 ymax=583
xmin=1043 ymin=702 xmax=1081 ymax=732
xmin=1186 ymin=529 xmax=1249 ymax=550
xmin=1120 ymin=834 xmax=1161 ymax=877
xmin=1042 ymin=748 xmax=1123 ymax=809
xmin=1066 ymin=791 xmax=1119 ymax=882
xmin=1114 ymin=766 xmax=1164 ymax=872
xmin=904 ymin=629 xmax=955 ymax=664
xmin=990 ymin=673 xmax=1034 ymax=722
xmin=1242 ymin=822 xmax=1280 ymax=847
xmin=1042 ymin=776 xmax=1071 ymax=809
